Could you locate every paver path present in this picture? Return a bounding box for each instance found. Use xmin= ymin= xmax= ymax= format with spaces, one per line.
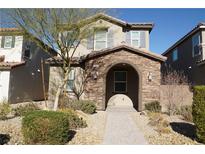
xmin=102 ymin=106 xmax=148 ymax=145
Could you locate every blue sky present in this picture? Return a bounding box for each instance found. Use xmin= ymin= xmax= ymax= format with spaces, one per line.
xmin=116 ymin=8 xmax=205 ymax=54
xmin=1 ymin=9 xmax=205 ymax=54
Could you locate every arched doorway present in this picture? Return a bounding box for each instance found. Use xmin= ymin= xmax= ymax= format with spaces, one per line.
xmin=105 ymin=63 xmax=140 ymax=110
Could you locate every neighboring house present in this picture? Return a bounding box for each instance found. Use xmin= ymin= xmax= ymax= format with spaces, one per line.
xmin=162 ymin=23 xmax=205 ymax=85
xmin=0 ymin=27 xmax=54 ymax=103
xmin=47 ymin=14 xmax=166 ymax=111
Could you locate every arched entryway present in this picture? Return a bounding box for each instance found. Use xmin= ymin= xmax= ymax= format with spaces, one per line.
xmin=105 ymin=62 xmax=141 ymax=111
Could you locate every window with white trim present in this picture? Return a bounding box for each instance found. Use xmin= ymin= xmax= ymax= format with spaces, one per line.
xmin=67 ymin=69 xmax=75 ymax=91
xmin=94 ymin=29 xmax=107 ymax=50
xmin=4 ymin=36 xmax=13 ymax=48
xmin=131 ymin=31 xmax=140 ymax=47
xmin=192 ymin=33 xmax=201 ymax=57
xmin=114 ymin=71 xmax=127 ymax=93
xmin=172 ymin=49 xmax=178 ymax=61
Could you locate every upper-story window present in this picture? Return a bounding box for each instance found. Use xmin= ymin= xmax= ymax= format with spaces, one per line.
xmin=131 ymin=31 xmax=140 ymax=47
xmin=192 ymin=33 xmax=201 ymax=57
xmin=94 ymin=29 xmax=107 ymax=50
xmin=172 ymin=48 xmax=178 ymax=61
xmin=3 ymin=36 xmax=15 ymax=48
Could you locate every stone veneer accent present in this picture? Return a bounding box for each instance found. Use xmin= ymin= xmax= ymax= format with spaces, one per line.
xmin=83 ymin=49 xmax=162 ymax=111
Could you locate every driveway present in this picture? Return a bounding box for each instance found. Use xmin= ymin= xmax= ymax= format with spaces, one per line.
xmin=102 ymin=106 xmax=148 ymax=145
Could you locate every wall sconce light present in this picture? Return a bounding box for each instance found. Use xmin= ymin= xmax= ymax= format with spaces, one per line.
xmin=92 ymin=64 xmax=99 ymax=80
xmin=148 ymin=72 xmax=152 ymax=82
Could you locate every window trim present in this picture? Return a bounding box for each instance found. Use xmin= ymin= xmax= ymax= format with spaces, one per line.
xmin=67 ymin=69 xmax=75 ymax=92
xmin=131 ymin=31 xmax=140 ymax=47
xmin=192 ymin=33 xmax=201 ymax=57
xmin=172 ymin=48 xmax=178 ymax=62
xmin=4 ymin=36 xmax=13 ymax=49
xmin=94 ymin=29 xmax=108 ymax=50
xmin=114 ymin=71 xmax=127 ymax=93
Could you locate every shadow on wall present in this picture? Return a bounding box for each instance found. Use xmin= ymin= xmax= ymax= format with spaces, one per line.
xmin=170 ymin=122 xmax=196 ymax=140
xmin=0 ymin=134 xmax=10 ymax=145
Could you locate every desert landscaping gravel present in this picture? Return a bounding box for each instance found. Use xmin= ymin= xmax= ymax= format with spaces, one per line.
xmin=67 ymin=111 xmax=107 ymax=144
xmin=131 ymin=112 xmax=200 ymax=145
xmin=0 ymin=117 xmax=23 ymax=145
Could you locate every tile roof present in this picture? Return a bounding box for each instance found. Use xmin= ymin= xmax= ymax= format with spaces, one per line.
xmin=82 ymin=45 xmax=166 ymax=62
xmin=0 ymin=61 xmax=26 ymax=70
xmin=46 ymin=44 xmax=167 ymax=65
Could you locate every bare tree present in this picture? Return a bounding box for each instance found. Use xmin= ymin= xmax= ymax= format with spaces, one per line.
xmin=7 ymin=8 xmax=106 ymax=110
xmin=161 ymin=67 xmax=190 ymax=115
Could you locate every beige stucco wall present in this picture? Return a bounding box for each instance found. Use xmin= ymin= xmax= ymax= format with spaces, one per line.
xmin=0 ymin=36 xmax=23 ymax=62
xmin=48 ymin=66 xmax=85 ymax=102
xmin=59 ymin=19 xmax=150 ymax=58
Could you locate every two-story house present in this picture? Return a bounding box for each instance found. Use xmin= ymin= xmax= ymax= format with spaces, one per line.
xmin=162 ymin=23 xmax=205 ymax=85
xmin=0 ymin=27 xmax=54 ymax=103
xmin=47 ymin=14 xmax=167 ymax=111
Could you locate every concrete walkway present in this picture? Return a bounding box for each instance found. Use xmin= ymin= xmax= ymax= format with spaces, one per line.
xmin=102 ymin=107 xmax=148 ymax=145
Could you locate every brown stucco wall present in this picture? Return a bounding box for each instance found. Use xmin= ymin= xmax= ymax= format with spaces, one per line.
xmin=84 ymin=49 xmax=162 ymax=111
xmin=162 ymin=30 xmax=205 ymax=85
xmin=9 ymin=43 xmax=51 ymax=103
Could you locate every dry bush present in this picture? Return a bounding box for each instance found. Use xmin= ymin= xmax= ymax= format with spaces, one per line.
xmin=147 ymin=112 xmax=171 ymax=134
xmin=161 ymin=68 xmax=190 ymax=116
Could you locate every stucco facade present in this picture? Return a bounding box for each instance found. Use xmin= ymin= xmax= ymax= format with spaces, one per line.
xmin=47 ymin=14 xmax=166 ymax=111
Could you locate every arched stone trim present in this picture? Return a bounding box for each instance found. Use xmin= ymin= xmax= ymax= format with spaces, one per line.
xmin=102 ymin=60 xmax=142 ymax=111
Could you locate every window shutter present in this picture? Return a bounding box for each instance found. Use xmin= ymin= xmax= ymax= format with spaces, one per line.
xmin=107 ymin=29 xmax=114 ymax=48
xmin=140 ymin=31 xmax=146 ymax=48
xmin=125 ymin=31 xmax=131 ymax=45
xmin=87 ymin=34 xmax=94 ymax=50
xmin=1 ymin=36 xmax=5 ymax=48
xmin=11 ymin=36 xmax=15 ymax=48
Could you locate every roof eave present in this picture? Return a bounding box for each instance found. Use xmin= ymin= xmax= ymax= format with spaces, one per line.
xmin=162 ymin=24 xmax=205 ymax=56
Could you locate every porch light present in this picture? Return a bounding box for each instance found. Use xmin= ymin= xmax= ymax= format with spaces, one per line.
xmin=92 ymin=64 xmax=99 ymax=80
xmin=148 ymin=72 xmax=152 ymax=82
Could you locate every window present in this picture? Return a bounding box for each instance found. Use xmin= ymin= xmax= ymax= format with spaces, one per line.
xmin=131 ymin=31 xmax=140 ymax=47
xmin=192 ymin=34 xmax=201 ymax=57
xmin=114 ymin=71 xmax=127 ymax=93
xmin=67 ymin=69 xmax=75 ymax=91
xmin=94 ymin=29 xmax=107 ymax=50
xmin=4 ymin=36 xmax=13 ymax=48
xmin=172 ymin=49 xmax=178 ymax=61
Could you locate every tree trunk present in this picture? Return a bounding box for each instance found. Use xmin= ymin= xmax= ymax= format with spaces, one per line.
xmin=53 ymin=69 xmax=70 ymax=111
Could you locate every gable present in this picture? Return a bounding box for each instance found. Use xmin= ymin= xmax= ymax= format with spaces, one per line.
xmin=82 ymin=45 xmax=166 ymax=62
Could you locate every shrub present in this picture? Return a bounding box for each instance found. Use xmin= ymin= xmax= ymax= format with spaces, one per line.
xmin=0 ymin=102 xmax=11 ymax=120
xmin=14 ymin=103 xmax=40 ymax=117
xmin=81 ymin=101 xmax=96 ymax=114
xmin=192 ymin=86 xmax=205 ymax=143
xmin=147 ymin=112 xmax=171 ymax=134
xmin=22 ymin=110 xmax=70 ymax=144
xmin=59 ymin=99 xmax=83 ymax=110
xmin=145 ymin=101 xmax=162 ymax=113
xmin=177 ymin=105 xmax=193 ymax=122
xmin=59 ymin=108 xmax=87 ymax=129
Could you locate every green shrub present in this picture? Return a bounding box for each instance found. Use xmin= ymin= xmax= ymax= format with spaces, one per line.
xmin=0 ymin=102 xmax=11 ymax=120
xmin=59 ymin=108 xmax=87 ymax=129
xmin=22 ymin=110 xmax=70 ymax=144
xmin=14 ymin=103 xmax=40 ymax=117
xmin=178 ymin=105 xmax=193 ymax=122
xmin=192 ymin=86 xmax=205 ymax=143
xmin=145 ymin=101 xmax=162 ymax=113
xmin=81 ymin=101 xmax=96 ymax=114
